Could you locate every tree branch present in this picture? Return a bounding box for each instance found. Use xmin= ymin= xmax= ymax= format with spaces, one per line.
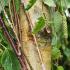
xmin=0 ymin=16 xmax=28 ymax=70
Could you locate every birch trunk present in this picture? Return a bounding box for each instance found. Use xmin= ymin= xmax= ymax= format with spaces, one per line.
xmin=19 ymin=0 xmax=51 ymax=70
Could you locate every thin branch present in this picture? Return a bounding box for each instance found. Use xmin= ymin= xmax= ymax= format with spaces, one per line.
xmin=4 ymin=8 xmax=33 ymax=70
xmin=0 ymin=43 xmax=7 ymax=50
xmin=12 ymin=0 xmax=20 ymax=39
xmin=0 ymin=16 xmax=28 ymax=70
xmin=4 ymin=9 xmax=21 ymax=54
xmin=12 ymin=0 xmax=17 ymax=25
xmin=8 ymin=2 xmax=14 ymax=25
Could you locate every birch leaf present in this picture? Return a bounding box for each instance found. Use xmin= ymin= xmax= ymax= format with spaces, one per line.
xmin=0 ymin=0 xmax=10 ymax=13
xmin=43 ymin=0 xmax=56 ymax=7
xmin=1 ymin=49 xmax=21 ymax=70
xmin=14 ymin=0 xmax=20 ymax=12
xmin=57 ymin=66 xmax=64 ymax=70
xmin=52 ymin=47 xmax=61 ymax=60
xmin=32 ymin=16 xmax=45 ymax=34
xmin=53 ymin=11 xmax=62 ymax=33
xmin=25 ymin=0 xmax=36 ymax=10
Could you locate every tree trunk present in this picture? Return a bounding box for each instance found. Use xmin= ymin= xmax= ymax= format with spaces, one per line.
xmin=19 ymin=0 xmax=51 ymax=70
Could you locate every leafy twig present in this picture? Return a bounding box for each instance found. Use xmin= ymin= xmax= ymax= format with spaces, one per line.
xmin=0 ymin=16 xmax=28 ymax=70
xmin=4 ymin=5 xmax=33 ymax=70
xmin=8 ymin=2 xmax=14 ymax=25
xmin=12 ymin=0 xmax=20 ymax=38
xmin=0 ymin=43 xmax=7 ymax=50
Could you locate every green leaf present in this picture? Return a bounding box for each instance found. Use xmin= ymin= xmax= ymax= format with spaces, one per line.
xmin=60 ymin=0 xmax=66 ymax=8
xmin=0 ymin=29 xmax=11 ymax=49
xmin=3 ymin=0 xmax=10 ymax=6
xmin=0 ymin=49 xmax=3 ymax=64
xmin=53 ymin=11 xmax=62 ymax=33
xmin=1 ymin=49 xmax=21 ymax=70
xmin=32 ymin=16 xmax=45 ymax=34
xmin=63 ymin=47 xmax=70 ymax=62
xmin=56 ymin=0 xmax=70 ymax=8
xmin=57 ymin=66 xmax=64 ymax=70
xmin=52 ymin=47 xmax=61 ymax=60
xmin=25 ymin=0 xmax=36 ymax=10
xmin=67 ymin=0 xmax=70 ymax=8
xmin=43 ymin=0 xmax=56 ymax=7
xmin=0 ymin=0 xmax=10 ymax=13
xmin=14 ymin=0 xmax=20 ymax=12
xmin=62 ymin=14 xmax=68 ymax=39
xmin=51 ymin=35 xmax=61 ymax=48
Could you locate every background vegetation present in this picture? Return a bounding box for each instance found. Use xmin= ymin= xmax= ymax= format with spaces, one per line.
xmin=0 ymin=0 xmax=70 ymax=70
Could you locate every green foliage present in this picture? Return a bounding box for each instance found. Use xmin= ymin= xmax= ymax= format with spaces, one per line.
xmin=63 ymin=47 xmax=70 ymax=62
xmin=52 ymin=47 xmax=61 ymax=60
xmin=1 ymin=49 xmax=21 ymax=70
xmin=62 ymin=14 xmax=68 ymax=39
xmin=66 ymin=0 xmax=70 ymax=8
xmin=25 ymin=0 xmax=36 ymax=10
xmin=0 ymin=27 xmax=11 ymax=49
xmin=51 ymin=35 xmax=61 ymax=48
xmin=14 ymin=0 xmax=20 ymax=12
xmin=0 ymin=16 xmax=21 ymax=70
xmin=53 ymin=11 xmax=62 ymax=33
xmin=0 ymin=0 xmax=10 ymax=13
xmin=0 ymin=23 xmax=21 ymax=70
xmin=0 ymin=49 xmax=3 ymax=64
xmin=51 ymin=0 xmax=70 ymax=69
xmin=32 ymin=16 xmax=45 ymax=34
xmin=60 ymin=0 xmax=66 ymax=8
xmin=0 ymin=0 xmax=70 ymax=70
xmin=57 ymin=66 xmax=64 ymax=70
xmin=43 ymin=0 xmax=56 ymax=7
xmin=54 ymin=0 xmax=70 ymax=9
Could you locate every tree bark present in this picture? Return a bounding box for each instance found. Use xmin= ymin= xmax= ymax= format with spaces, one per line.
xmin=19 ymin=0 xmax=51 ymax=70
